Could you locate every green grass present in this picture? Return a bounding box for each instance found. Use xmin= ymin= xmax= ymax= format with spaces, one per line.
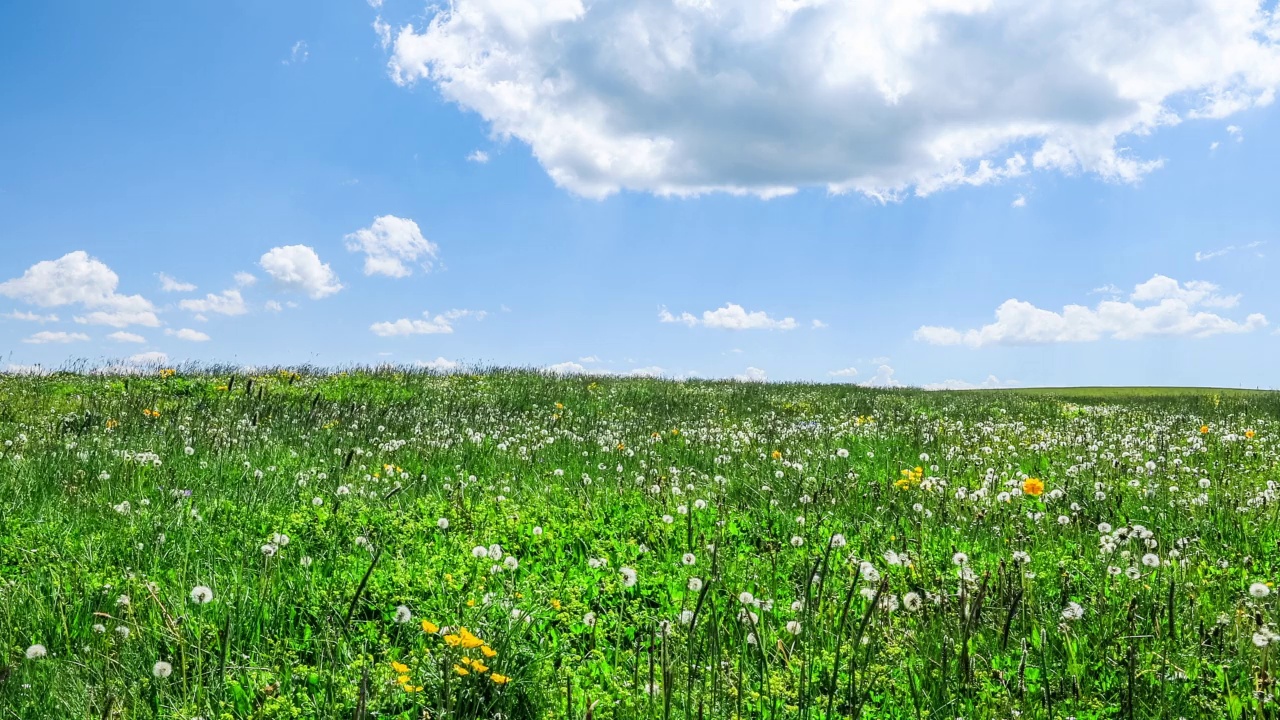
xmin=0 ymin=369 xmax=1277 ymax=719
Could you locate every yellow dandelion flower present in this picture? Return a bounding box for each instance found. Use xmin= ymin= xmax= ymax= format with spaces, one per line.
xmin=1022 ymin=478 xmax=1045 ymax=496
xmin=491 ymin=673 xmax=511 ymax=684
xmin=421 ymin=620 xmax=439 ymax=634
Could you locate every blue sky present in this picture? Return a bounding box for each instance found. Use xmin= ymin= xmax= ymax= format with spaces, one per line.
xmin=2 ymin=0 xmax=1279 ymax=388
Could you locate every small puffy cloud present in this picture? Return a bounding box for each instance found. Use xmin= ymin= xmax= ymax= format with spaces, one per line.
xmin=234 ymin=272 xmax=257 ymax=287
xmin=157 ymin=273 xmax=196 ymax=292
xmin=345 ymin=215 xmax=440 ymax=278
xmin=165 ymin=328 xmax=211 ymax=342
xmin=828 ymin=367 xmax=859 ymax=379
xmin=179 ymin=289 xmax=248 ymax=316
xmin=107 ymin=331 xmax=146 ymax=343
xmin=285 ymin=40 xmax=308 ymax=65
xmin=660 ymin=303 xmax=796 ymax=330
xmin=860 ymin=364 xmax=903 ymax=388
xmin=467 ymin=150 xmax=490 ymax=163
xmin=734 ymin=366 xmax=767 ymax=382
xmin=265 ymin=300 xmax=283 ymax=312
xmin=416 ymin=357 xmax=462 ymax=372
xmin=545 ymin=361 xmax=589 ymax=375
xmin=384 ymin=0 xmax=1280 ymax=199
xmin=811 ymin=319 xmax=828 ymax=329
xmin=1011 ymin=194 xmax=1027 ymax=208
xmin=24 ymin=330 xmax=89 ymax=344
xmin=916 ymin=274 xmax=1266 ymax=347
xmin=259 ymin=245 xmax=343 ymax=299
xmin=0 ymin=251 xmax=160 ymax=327
xmin=370 ymin=308 xmax=486 ymax=336
xmin=2 ymin=310 xmax=58 ymax=323
xmin=921 ymin=375 xmax=1020 ymax=391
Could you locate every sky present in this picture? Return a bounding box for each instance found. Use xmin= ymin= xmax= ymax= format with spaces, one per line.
xmin=2 ymin=0 xmax=1279 ymax=389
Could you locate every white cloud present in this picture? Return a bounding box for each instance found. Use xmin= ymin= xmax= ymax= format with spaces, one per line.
xmin=0 ymin=251 xmax=159 ymax=327
xmin=385 ymin=0 xmax=1280 ymax=200
xmin=1227 ymin=124 xmax=1244 ymax=141
xmin=127 ymin=351 xmax=169 ymax=366
xmin=4 ymin=363 xmax=49 ymax=375
xmin=579 ymin=355 xmax=601 ymax=363
xmin=107 ymin=331 xmax=146 ymax=343
xmin=179 ymin=289 xmax=249 ymax=316
xmin=2 ymin=310 xmax=58 ymax=323
xmin=265 ymin=300 xmax=283 ymax=312
xmin=344 ymin=215 xmax=440 ymax=278
xmin=811 ymin=319 xmax=828 ymax=329
xmin=860 ymin=364 xmax=903 ymax=388
xmin=627 ymin=365 xmax=665 ymax=377
xmin=24 ymin=331 xmax=89 ymax=344
xmin=1011 ymin=194 xmax=1027 ymax=208
xmin=545 ymin=361 xmax=589 ymax=375
xmin=165 ymin=328 xmax=211 ymax=342
xmin=1210 ymin=140 xmax=1221 ymax=151
xmin=370 ymin=309 xmax=486 ymax=337
xmin=660 ymin=303 xmax=796 ymax=330
xmin=916 ymin=274 xmax=1267 ymax=347
xmin=234 ymin=272 xmax=257 ymax=287
xmin=1195 ymin=240 xmax=1264 ymax=262
xmin=259 ymin=245 xmax=343 ymax=299
xmin=416 ymin=356 xmax=462 ymax=372
xmin=367 ymin=0 xmax=383 ymax=7
xmin=734 ymin=366 xmax=767 ymax=382
xmin=374 ymin=16 xmax=392 ymax=49
xmin=157 ymin=273 xmax=196 ymax=292
xmin=467 ymin=150 xmax=490 ymax=163
xmin=285 ymin=40 xmax=308 ymax=65
xmin=828 ymin=366 xmax=859 ymax=379
xmin=921 ymin=375 xmax=1020 ymax=391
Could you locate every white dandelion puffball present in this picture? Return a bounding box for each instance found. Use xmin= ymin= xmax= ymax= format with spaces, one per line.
xmin=153 ymin=661 xmax=173 ymax=678
xmin=437 ymin=518 xmax=449 ymax=530
xmin=190 ymin=585 xmax=214 ymax=604
xmin=472 ymin=545 xmax=488 ymax=558
xmin=1250 ymin=582 xmax=1271 ymax=598
xmin=688 ymin=577 xmax=703 ymax=592
xmin=394 ymin=605 xmax=413 ymax=623
xmin=682 ymin=553 xmax=696 ymax=566
xmin=25 ymin=644 xmax=47 ymax=660
xmin=738 ymin=591 xmax=755 ymax=605
xmin=620 ymin=566 xmax=638 ymax=587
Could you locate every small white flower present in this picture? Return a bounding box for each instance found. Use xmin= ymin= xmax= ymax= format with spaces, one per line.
xmin=682 ymin=553 xmax=696 ymax=566
xmin=583 ymin=612 xmax=597 ymax=627
xmin=738 ymin=591 xmax=755 ymax=605
xmin=785 ymin=620 xmax=802 ymax=635
xmin=620 ymin=566 xmax=638 ymax=588
xmin=1141 ymin=553 xmax=1160 ymax=568
xmin=25 ymin=644 xmax=46 ymax=660
xmin=688 ymin=577 xmax=703 ymax=592
xmin=472 ymin=545 xmax=488 ymax=558
xmin=952 ymin=552 xmax=968 ymax=566
xmin=830 ymin=533 xmax=846 ymax=548
xmin=116 ymin=595 xmax=131 ymax=607
xmin=533 ymin=526 xmax=543 ymax=535
xmin=153 ymin=661 xmax=173 ymax=678
xmin=190 ymin=585 xmax=214 ymax=604
xmin=437 ymin=518 xmax=449 ymax=530
xmin=504 ymin=556 xmax=519 ymax=571
xmin=790 ymin=536 xmax=804 ymax=547
xmin=680 ymin=610 xmax=695 ymax=625
xmin=487 ymin=544 xmax=503 ymax=561
xmin=1250 ymin=582 xmax=1271 ymax=599
xmin=1061 ymin=602 xmax=1084 ymax=621
xmin=300 ymin=556 xmax=313 ymax=567
xmin=260 ymin=543 xmax=278 ymax=557
xmin=903 ymin=592 xmax=922 ymax=611
xmin=394 ymin=605 xmax=413 ymax=623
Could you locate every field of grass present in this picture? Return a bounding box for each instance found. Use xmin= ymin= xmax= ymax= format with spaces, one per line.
xmin=1 ymin=369 xmax=1278 ymax=719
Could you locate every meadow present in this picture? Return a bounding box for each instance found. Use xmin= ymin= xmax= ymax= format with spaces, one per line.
xmin=1 ymin=369 xmax=1277 ymax=719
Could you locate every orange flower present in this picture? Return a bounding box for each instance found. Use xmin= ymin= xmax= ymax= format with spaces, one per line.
xmin=1022 ymin=478 xmax=1045 ymax=497
xmin=1200 ymin=425 xmax=1210 ymax=434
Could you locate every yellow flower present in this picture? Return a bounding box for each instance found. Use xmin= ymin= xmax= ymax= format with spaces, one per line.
xmin=555 ymin=402 xmax=564 ymax=410
xmin=444 ymin=634 xmax=461 ymax=647
xmin=421 ymin=620 xmax=439 ymax=634
xmin=491 ymin=673 xmax=511 ymax=684
xmin=550 ymin=599 xmax=562 ymax=610
xmin=671 ymin=429 xmax=680 ymax=436
xmin=616 ymin=443 xmax=625 ymax=451
xmin=480 ymin=645 xmax=497 ymax=658
xmin=771 ymin=450 xmax=782 ymax=460
xmin=454 ymin=665 xmax=470 ymax=676
xmin=397 ymin=674 xmax=410 ymax=684
xmin=105 ymin=419 xmax=118 ymax=429
xmin=471 ymin=661 xmax=490 ymax=673
xmin=1200 ymin=425 xmax=1210 ymax=434
xmin=391 ymin=661 xmax=409 ymax=674
xmin=1022 ymin=478 xmax=1045 ymax=497
xmin=458 ymin=627 xmax=484 ymax=649
xmin=1245 ymin=430 xmax=1256 ymax=439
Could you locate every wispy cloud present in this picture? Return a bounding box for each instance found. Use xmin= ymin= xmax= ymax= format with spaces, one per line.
xmin=1194 ymin=241 xmax=1264 ymax=262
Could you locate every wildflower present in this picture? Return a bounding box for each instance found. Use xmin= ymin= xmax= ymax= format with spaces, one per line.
xmin=472 ymin=546 xmax=488 ymax=558
xmin=688 ymin=577 xmax=703 ymax=592
xmin=1141 ymin=553 xmax=1160 ymax=568
xmin=487 ymin=544 xmax=503 ymax=561
xmin=153 ymin=661 xmax=173 ymax=678
xmin=481 ymin=645 xmax=497 ymax=658
xmin=620 ymin=567 xmax=637 ymax=588
xmin=1061 ymin=602 xmax=1084 ymax=621
xmin=1022 ymin=478 xmax=1045 ymax=496
xmin=491 ymin=673 xmax=511 ymax=684
xmin=25 ymin=644 xmax=46 ymax=660
xmin=583 ymin=612 xmax=597 ymax=627
xmin=454 ymin=665 xmax=470 ymax=676
xmin=903 ymin=592 xmax=923 ymax=611
xmin=437 ymin=518 xmax=449 ymax=530
xmin=421 ymin=620 xmax=440 ymax=633
xmin=1249 ymin=582 xmax=1271 ymax=598
xmin=394 ymin=605 xmax=413 ymax=623
xmin=830 ymin=533 xmax=846 ymax=548
xmin=785 ymin=620 xmax=802 ymax=635
xmin=392 ymin=661 xmax=409 ymax=674
xmin=504 ymin=556 xmax=519 ymax=571
xmin=682 ymin=553 xmax=696 ymax=566
xmin=790 ymin=536 xmax=804 ymax=547
xmin=738 ymin=591 xmax=755 ymax=605
xmin=952 ymin=552 xmax=968 ymax=566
